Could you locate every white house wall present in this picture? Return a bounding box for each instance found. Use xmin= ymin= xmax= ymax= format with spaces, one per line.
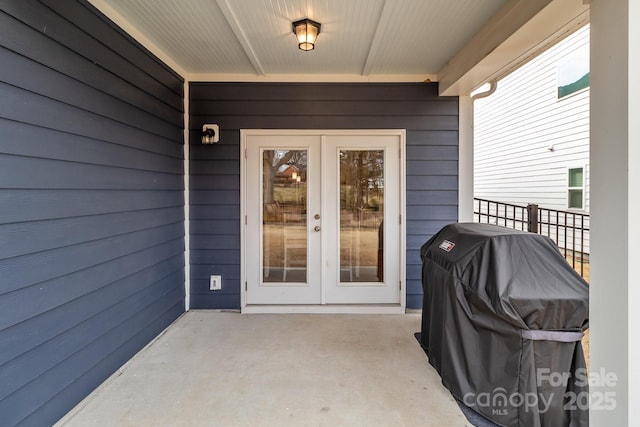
xmin=474 ymin=25 xmax=590 ymax=213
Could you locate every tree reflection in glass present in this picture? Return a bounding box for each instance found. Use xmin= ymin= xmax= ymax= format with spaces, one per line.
xmin=262 ymin=150 xmax=308 ymax=282
xmin=339 ymin=150 xmax=384 ymax=283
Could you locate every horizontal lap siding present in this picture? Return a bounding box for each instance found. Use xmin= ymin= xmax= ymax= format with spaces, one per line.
xmin=474 ymin=26 xmax=590 ymax=212
xmin=189 ymin=82 xmax=458 ymax=310
xmin=0 ymin=1 xmax=185 ymax=425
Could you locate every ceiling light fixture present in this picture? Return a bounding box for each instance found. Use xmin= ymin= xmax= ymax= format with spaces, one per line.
xmin=292 ymin=18 xmax=321 ymax=51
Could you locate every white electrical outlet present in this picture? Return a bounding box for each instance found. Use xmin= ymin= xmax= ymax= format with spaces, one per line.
xmin=209 ymin=275 xmax=222 ymax=291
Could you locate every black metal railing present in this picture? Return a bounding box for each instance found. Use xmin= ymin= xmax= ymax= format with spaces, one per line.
xmin=474 ymin=198 xmax=590 ymax=279
xmin=474 ymin=198 xmax=529 ymax=230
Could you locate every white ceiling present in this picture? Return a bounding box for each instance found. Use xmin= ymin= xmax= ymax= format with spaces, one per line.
xmin=90 ymin=0 xmax=507 ymax=81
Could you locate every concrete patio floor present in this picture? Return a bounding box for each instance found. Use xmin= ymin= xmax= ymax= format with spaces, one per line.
xmin=57 ymin=311 xmax=469 ymax=426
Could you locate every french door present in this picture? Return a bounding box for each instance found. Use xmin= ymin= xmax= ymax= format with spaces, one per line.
xmin=242 ymin=130 xmax=404 ymax=308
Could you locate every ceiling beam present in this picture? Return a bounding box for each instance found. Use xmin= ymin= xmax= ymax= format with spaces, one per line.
xmin=361 ymin=0 xmax=391 ymax=76
xmin=437 ymin=0 xmax=589 ymax=96
xmin=188 ymin=73 xmax=435 ymax=83
xmin=215 ymin=0 xmax=265 ymax=76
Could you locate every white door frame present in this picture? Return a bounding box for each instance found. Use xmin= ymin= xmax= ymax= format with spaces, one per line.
xmin=240 ymin=129 xmax=406 ymax=314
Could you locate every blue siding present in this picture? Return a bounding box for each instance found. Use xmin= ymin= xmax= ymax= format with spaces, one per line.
xmin=189 ymin=82 xmax=458 ymax=309
xmin=0 ymin=1 xmax=185 ymax=425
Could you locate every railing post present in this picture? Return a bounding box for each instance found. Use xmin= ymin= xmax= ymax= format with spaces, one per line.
xmin=527 ymin=204 xmax=539 ymax=233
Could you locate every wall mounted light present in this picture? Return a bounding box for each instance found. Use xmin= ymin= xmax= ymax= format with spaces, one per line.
xmin=201 ymin=124 xmax=219 ymax=144
xmin=292 ymin=18 xmax=321 ymax=51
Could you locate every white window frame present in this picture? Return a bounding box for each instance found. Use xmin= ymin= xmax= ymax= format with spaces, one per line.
xmin=567 ymin=166 xmax=586 ymax=210
xmin=556 ymin=42 xmax=590 ymax=101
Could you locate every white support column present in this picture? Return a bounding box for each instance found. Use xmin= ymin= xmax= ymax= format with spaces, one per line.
xmin=458 ymin=95 xmax=474 ymax=222
xmin=590 ymin=0 xmax=639 ymax=424
xmin=629 ymin=2 xmax=640 ymax=423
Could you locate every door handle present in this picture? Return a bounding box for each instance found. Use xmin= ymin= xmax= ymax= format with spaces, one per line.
xmin=314 ymin=226 xmax=321 ymax=232
xmin=314 ymin=214 xmax=320 ymax=220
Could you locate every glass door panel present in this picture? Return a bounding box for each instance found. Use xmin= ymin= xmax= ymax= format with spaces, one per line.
xmin=339 ymin=150 xmax=384 ymax=282
xmin=262 ymin=149 xmax=308 ymax=282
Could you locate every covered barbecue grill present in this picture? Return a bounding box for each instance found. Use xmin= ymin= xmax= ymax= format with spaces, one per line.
xmin=419 ymin=223 xmax=589 ymax=426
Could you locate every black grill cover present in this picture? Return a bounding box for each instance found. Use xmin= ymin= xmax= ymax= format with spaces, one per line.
xmin=419 ymin=223 xmax=589 ymax=426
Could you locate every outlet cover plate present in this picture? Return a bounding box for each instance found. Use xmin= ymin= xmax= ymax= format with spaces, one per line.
xmin=209 ymin=275 xmax=222 ymax=291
